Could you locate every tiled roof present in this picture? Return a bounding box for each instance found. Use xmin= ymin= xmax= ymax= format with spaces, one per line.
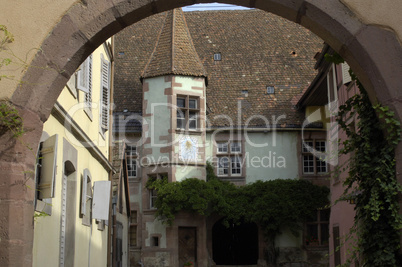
xmin=113 ymin=112 xmax=142 ymax=133
xmin=141 ymin=9 xmax=207 ymax=80
xmin=113 ymin=12 xmax=165 ymax=114
xmin=113 ymin=9 xmax=323 ymax=128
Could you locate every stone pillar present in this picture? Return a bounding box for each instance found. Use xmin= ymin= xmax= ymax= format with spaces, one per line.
xmin=0 ymin=107 xmax=43 ymax=267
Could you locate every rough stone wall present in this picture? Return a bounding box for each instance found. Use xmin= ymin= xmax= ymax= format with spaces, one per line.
xmin=2 ymin=1 xmax=402 ymax=266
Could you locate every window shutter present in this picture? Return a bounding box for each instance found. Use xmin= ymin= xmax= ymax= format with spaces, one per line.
xmin=85 ymin=55 xmax=93 ymax=108
xmin=76 ymin=57 xmax=89 ymax=93
xmin=101 ymin=57 xmax=110 ymax=130
xmin=342 ymin=62 xmax=352 ymax=84
xmin=92 ymin=181 xmax=111 ymax=220
xmin=81 ymin=168 xmax=90 ymax=215
xmin=38 ymin=134 xmax=58 ymax=199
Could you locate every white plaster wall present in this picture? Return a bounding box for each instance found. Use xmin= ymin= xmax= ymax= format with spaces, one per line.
xmin=174 ymin=76 xmax=205 ymax=93
xmin=143 ymin=76 xmax=172 ymax=161
xmin=145 ymin=219 xmax=167 ymax=248
xmin=244 ymin=131 xmax=299 ymax=183
xmin=175 ymin=165 xmax=204 ymax=182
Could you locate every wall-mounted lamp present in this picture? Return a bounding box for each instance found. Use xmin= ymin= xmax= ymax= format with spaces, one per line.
xmin=345 ymin=191 xmax=362 ymax=205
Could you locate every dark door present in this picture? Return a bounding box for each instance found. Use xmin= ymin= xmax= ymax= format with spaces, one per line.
xmin=179 ymin=227 xmax=197 ymax=266
xmin=212 ymin=220 xmax=258 ymax=265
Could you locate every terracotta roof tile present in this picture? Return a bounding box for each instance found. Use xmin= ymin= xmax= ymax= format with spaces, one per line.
xmin=113 ymin=9 xmax=323 ymax=128
xmin=141 ymin=9 xmax=206 ymax=79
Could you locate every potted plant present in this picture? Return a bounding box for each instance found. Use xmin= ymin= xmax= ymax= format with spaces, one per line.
xmin=184 ymin=261 xmax=194 ymax=267
xmin=305 ymin=236 xmax=319 ymax=246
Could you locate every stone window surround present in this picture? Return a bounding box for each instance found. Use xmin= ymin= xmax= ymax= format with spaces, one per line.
xmin=305 ymin=209 xmax=330 ymax=247
xmin=126 ymin=144 xmax=138 ymax=178
xmin=213 ymin=134 xmax=246 ymax=179
xmin=176 ymin=95 xmax=200 ymax=131
xmin=301 ymin=139 xmax=328 ymax=175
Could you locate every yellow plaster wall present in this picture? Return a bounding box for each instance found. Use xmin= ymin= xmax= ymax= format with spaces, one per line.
xmin=33 ymin=115 xmax=110 ymax=267
xmin=61 ymin=42 xmax=111 ymax=158
xmin=0 ymin=0 xmax=78 ymax=99
xmin=305 ymin=106 xmax=330 ymax=130
xmin=33 ymin=42 xmax=111 ymax=266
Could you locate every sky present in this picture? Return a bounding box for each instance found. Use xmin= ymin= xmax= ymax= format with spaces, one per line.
xmin=182 ymin=3 xmax=251 ymax=12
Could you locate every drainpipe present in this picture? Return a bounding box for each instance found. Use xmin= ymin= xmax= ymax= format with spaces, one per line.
xmin=111 ymin=196 xmax=117 ymax=267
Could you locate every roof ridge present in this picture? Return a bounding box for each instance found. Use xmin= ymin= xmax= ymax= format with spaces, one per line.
xmin=171 ymin=9 xmax=176 ymax=73
xmin=141 ymin=11 xmax=169 ymax=79
xmin=141 ymin=8 xmax=207 ymax=80
xmin=179 ymin=8 xmax=206 ymax=78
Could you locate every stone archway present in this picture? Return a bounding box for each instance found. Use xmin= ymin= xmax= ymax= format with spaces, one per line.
xmin=2 ymin=0 xmax=402 ymax=266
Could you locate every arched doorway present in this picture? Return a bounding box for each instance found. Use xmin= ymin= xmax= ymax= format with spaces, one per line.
xmin=2 ymin=1 xmax=402 ymax=266
xmin=212 ymin=219 xmax=258 ymax=265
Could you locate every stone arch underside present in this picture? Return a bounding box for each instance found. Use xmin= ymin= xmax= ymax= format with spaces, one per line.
xmin=2 ymin=0 xmax=402 ymax=266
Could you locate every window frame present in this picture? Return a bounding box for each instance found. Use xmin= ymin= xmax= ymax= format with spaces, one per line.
xmin=305 ymin=209 xmax=330 ymax=247
xmin=231 ymin=156 xmax=242 ymax=175
xmin=302 ymin=139 xmax=328 ymax=175
xmin=35 ymin=134 xmax=58 ymax=200
xmin=176 ymin=95 xmax=200 ymax=131
xmin=216 ymin=141 xmax=243 ymax=177
xmin=126 ymin=145 xmax=138 ymax=178
xmin=217 ymin=143 xmax=228 ymax=154
xmin=218 ymin=156 xmax=229 ymax=176
xmin=149 ymin=188 xmax=157 ymax=209
xmin=214 ymin=52 xmax=222 ymax=61
xmin=77 ymin=55 xmax=93 ymax=120
xmin=230 ymin=142 xmax=241 ymax=153
xmin=81 ymin=168 xmax=93 ymax=226
xmin=147 ymin=173 xmax=167 ymax=210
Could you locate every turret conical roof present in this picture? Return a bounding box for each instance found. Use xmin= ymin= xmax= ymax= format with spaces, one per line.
xmin=141 ymin=8 xmax=207 ymax=80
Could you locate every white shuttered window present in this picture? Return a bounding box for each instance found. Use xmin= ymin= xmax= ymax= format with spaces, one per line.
xmin=81 ymin=168 xmax=92 ymax=226
xmin=77 ymin=55 xmax=93 ymax=100
xmin=38 ymin=134 xmax=58 ymax=199
xmin=77 ymin=55 xmax=93 ymax=118
xmin=341 ymin=62 xmax=352 ymax=84
xmin=100 ymin=55 xmax=110 ymax=133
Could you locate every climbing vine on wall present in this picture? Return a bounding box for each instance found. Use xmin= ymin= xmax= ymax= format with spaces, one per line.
xmin=0 ymin=26 xmax=24 ymax=137
xmin=333 ymin=57 xmax=402 ymax=266
xmin=147 ymin=162 xmax=329 ymax=263
xmin=0 ymin=25 xmax=14 ymax=78
xmin=0 ymin=99 xmax=24 ymax=137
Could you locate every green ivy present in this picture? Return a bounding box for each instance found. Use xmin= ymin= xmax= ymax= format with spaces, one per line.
xmin=0 ymin=25 xmax=14 ymax=81
xmin=333 ymin=56 xmax=402 ymax=266
xmin=147 ymin=162 xmax=329 ymax=263
xmin=0 ymin=100 xmax=24 ymax=137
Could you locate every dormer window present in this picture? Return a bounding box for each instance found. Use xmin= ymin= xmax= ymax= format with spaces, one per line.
xmin=267 ymin=86 xmax=275 ymax=94
xmin=214 ymin=53 xmax=222 ymax=61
